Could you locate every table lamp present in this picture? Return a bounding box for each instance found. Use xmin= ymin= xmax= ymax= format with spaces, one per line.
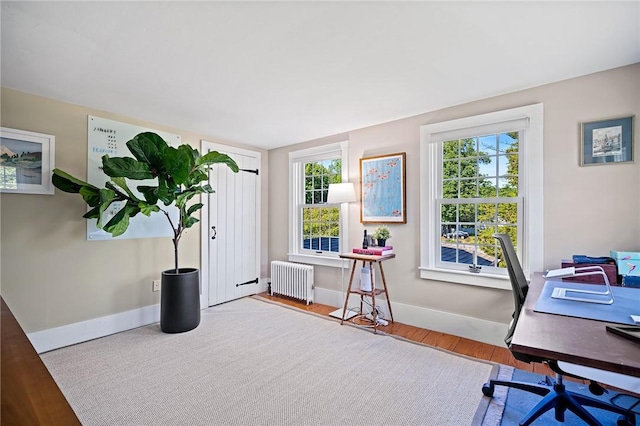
xmin=326 ymin=182 xmax=357 ymax=204
xmin=326 ymin=183 xmax=358 ymax=319
xmin=544 ymin=265 xmax=614 ymax=304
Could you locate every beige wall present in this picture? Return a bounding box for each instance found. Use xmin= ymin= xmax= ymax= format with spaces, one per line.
xmin=268 ymin=64 xmax=640 ymax=326
xmin=0 ymin=88 xmax=269 ymax=332
xmin=2 ymin=64 xmax=638 ymax=336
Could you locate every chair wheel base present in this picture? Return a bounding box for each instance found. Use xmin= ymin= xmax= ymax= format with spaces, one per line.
xmin=482 ymin=383 xmax=494 ymax=397
xmin=617 ymin=415 xmax=636 ymax=426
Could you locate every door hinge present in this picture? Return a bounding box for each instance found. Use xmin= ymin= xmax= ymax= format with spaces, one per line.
xmin=236 ymin=278 xmax=259 ymax=287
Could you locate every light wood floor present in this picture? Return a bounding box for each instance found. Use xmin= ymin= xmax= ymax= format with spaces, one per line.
xmin=258 ymin=292 xmax=563 ymax=381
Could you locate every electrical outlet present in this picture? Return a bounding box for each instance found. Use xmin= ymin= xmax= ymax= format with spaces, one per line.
xmin=152 ymin=279 xmax=161 ymax=292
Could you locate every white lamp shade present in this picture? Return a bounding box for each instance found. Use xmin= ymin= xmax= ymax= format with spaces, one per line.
xmin=327 ymin=183 xmax=357 ymax=203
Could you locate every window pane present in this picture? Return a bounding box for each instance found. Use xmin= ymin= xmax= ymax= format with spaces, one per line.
xmin=437 ymin=130 xmax=520 ymax=272
xmin=459 ymin=178 xmax=478 ymax=198
xmin=475 ymin=225 xmax=495 ymax=246
xmin=440 ymin=245 xmax=460 ymax=264
xmin=461 ymin=224 xmax=477 ymax=236
xmin=443 ymin=140 xmax=459 ymax=159
xmin=304 ymin=159 xmax=342 ymax=205
xmin=442 ymin=179 xmax=458 ymax=198
xmin=506 ymin=154 xmax=519 ymax=176
xmin=477 ymin=244 xmax=499 ymax=267
xmin=478 ymin=203 xmax=496 ymax=221
xmin=498 ymin=154 xmax=518 ymax=176
xmin=499 ymin=177 xmax=517 ymax=197
xmin=499 ymin=132 xmax=519 ymax=153
xmin=459 ymin=158 xmax=477 ymax=178
xmin=301 ymin=206 xmax=340 ymax=253
xmin=459 ymin=204 xmax=474 ymax=222
xmin=459 ymin=138 xmax=478 ymax=159
xmin=479 ymin=176 xmax=497 ymax=198
xmin=441 ymin=245 xmax=475 ymax=265
xmin=480 ymin=155 xmax=498 ymax=178
xmin=497 ymin=203 xmax=517 ymax=225
xmin=443 ymin=159 xmax=459 ymax=179
xmin=441 ymin=203 xmax=457 ymax=225
xmin=479 ymin=135 xmax=497 ymax=156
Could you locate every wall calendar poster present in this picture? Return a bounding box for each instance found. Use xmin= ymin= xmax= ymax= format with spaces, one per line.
xmin=87 ymin=115 xmax=181 ymax=240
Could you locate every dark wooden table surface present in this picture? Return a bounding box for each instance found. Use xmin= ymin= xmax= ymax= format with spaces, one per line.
xmin=1 ymin=297 xmax=80 ymax=425
xmin=511 ymin=273 xmax=640 ymax=377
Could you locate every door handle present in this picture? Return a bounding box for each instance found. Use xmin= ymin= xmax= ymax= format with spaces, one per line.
xmin=211 ymin=226 xmax=217 ymax=240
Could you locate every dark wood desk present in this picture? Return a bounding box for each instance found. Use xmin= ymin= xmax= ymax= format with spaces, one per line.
xmin=1 ymin=297 xmax=80 ymax=425
xmin=511 ymin=273 xmax=640 ymax=377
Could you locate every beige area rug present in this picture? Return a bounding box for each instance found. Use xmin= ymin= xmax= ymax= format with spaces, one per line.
xmin=42 ymin=297 xmax=498 ymax=425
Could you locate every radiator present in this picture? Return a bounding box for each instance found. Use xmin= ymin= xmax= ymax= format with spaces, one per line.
xmin=270 ymin=261 xmax=314 ymax=305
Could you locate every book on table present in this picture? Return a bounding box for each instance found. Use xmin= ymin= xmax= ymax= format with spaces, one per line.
xmin=352 ymin=246 xmax=393 ymax=256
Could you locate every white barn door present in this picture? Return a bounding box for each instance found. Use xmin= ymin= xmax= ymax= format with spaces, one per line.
xmin=201 ymin=142 xmax=260 ymax=307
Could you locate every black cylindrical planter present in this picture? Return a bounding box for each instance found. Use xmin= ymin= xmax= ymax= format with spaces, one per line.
xmin=160 ymin=268 xmax=201 ymax=333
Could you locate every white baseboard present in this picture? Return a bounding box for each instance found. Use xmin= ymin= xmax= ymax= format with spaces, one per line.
xmin=29 ymin=287 xmax=507 ymax=354
xmin=314 ymin=287 xmax=507 ymax=347
xmin=28 ymin=304 xmax=161 ymax=354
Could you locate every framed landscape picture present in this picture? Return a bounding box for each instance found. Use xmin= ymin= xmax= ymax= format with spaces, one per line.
xmin=360 ymin=152 xmax=406 ymax=224
xmin=581 ymin=116 xmax=634 ymax=166
xmin=0 ymin=127 xmax=55 ymax=195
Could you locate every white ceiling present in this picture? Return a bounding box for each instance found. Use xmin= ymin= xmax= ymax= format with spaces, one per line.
xmin=2 ymin=2 xmax=639 ymax=150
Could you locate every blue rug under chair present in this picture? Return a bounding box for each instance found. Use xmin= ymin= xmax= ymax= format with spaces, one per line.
xmin=482 ymin=367 xmax=639 ymax=425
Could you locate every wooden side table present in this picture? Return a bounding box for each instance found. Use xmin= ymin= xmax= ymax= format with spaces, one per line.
xmin=338 ymin=252 xmax=395 ymax=333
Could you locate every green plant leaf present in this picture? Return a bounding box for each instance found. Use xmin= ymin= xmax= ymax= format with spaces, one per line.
xmin=139 ymin=201 xmax=160 ymax=216
xmin=110 ymin=177 xmax=141 ymax=201
xmin=175 ymin=189 xmax=199 ymax=209
xmin=163 ymin=146 xmax=191 ymax=185
xmin=97 ymin=188 xmax=118 ymax=228
xmin=197 ymin=151 xmax=239 ymax=173
xmin=79 ymin=186 xmax=101 ymax=206
xmin=137 ymin=185 xmax=159 ymax=205
xmin=183 ymin=215 xmax=199 ymax=229
xmin=102 ymin=155 xmax=154 ymax=180
xmin=179 ymin=144 xmax=197 ymax=168
xmin=103 ymin=203 xmax=140 ymax=237
xmin=189 ymin=169 xmax=208 ymax=185
xmin=103 ymin=209 xmax=130 ymax=237
xmin=126 ymin=132 xmax=168 ymax=172
xmin=83 ymin=206 xmax=100 ymax=219
xmin=155 ymin=177 xmax=177 ymax=205
xmin=52 ymin=169 xmax=98 ymax=193
xmin=201 ymin=183 xmax=214 ymax=193
xmin=186 ymin=202 xmax=203 ymax=216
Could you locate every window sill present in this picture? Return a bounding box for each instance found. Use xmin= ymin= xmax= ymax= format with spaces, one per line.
xmin=288 ymin=253 xmax=348 ymax=268
xmin=419 ymin=267 xmax=511 ymax=290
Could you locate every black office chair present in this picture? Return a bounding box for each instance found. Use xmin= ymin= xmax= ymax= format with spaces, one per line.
xmin=482 ymin=233 xmax=636 ymax=426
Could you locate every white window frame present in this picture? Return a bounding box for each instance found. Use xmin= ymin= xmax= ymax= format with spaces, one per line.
xmin=419 ymin=104 xmax=544 ymax=289
xmin=289 ymin=141 xmax=350 ymax=268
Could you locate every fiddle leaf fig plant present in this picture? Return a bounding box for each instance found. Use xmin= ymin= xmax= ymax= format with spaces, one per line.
xmin=52 ymin=132 xmax=239 ymax=273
